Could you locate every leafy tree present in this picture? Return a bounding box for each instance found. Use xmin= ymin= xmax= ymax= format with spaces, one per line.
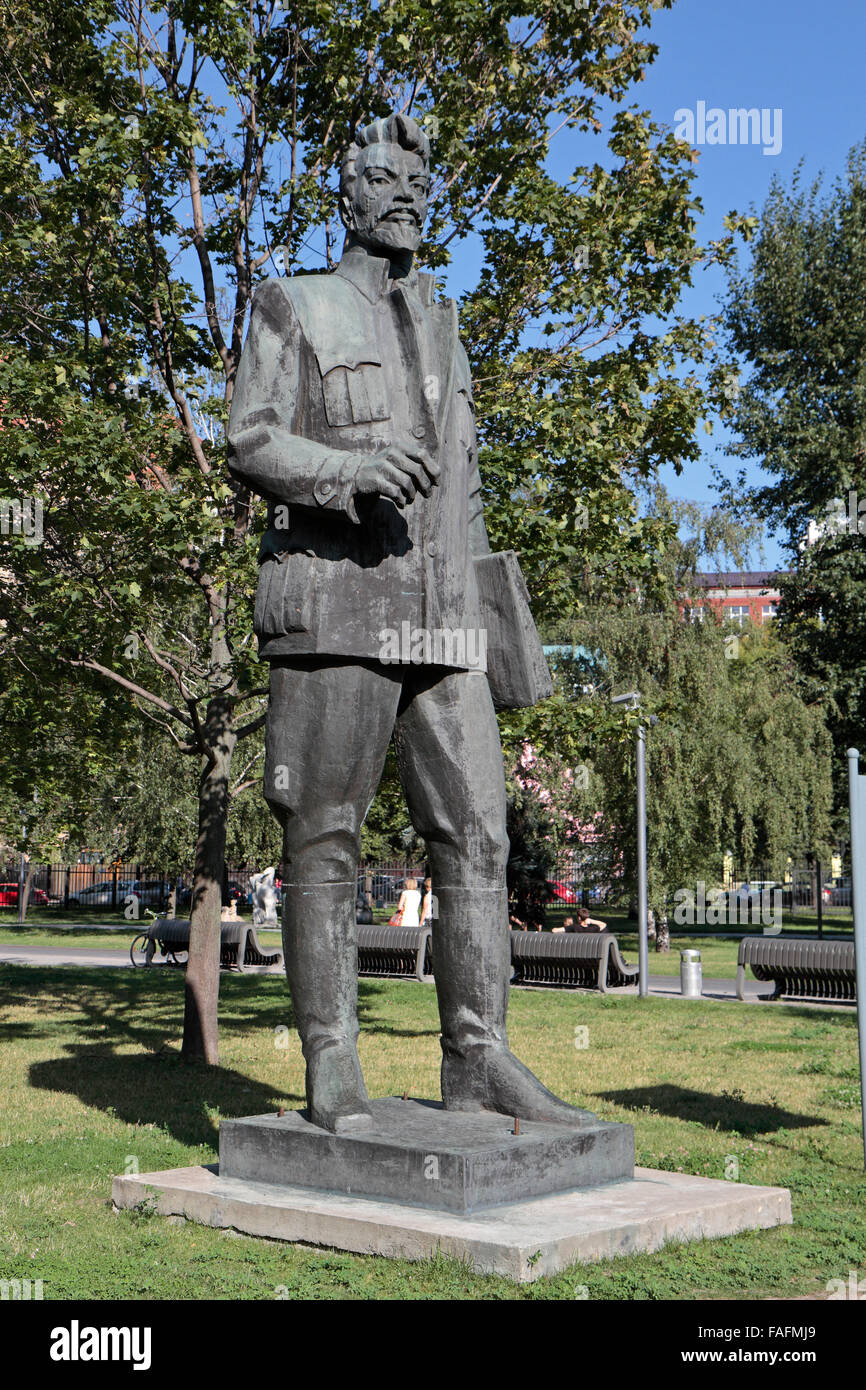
xmin=0 ymin=0 xmax=750 ymax=1057
xmin=0 ymin=660 xmax=136 ymax=914
xmin=719 ymin=142 xmax=866 ymax=802
xmin=540 ymin=497 xmax=834 ymax=948
xmin=85 ymin=724 xmax=280 ymax=873
xmin=505 ymin=787 xmax=559 ymax=930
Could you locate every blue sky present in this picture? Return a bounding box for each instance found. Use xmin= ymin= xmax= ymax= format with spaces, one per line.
xmin=443 ymin=0 xmax=866 ymax=570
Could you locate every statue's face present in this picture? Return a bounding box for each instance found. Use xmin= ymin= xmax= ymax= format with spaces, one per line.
xmin=342 ymin=143 xmax=428 ymax=255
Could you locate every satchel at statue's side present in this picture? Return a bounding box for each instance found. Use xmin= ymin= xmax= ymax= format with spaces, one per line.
xmin=474 ymin=551 xmax=554 ymax=710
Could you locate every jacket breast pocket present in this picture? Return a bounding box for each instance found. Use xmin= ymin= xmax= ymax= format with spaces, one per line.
xmin=319 ymin=358 xmax=390 ymax=428
xmin=254 ymin=554 xmax=315 ymax=638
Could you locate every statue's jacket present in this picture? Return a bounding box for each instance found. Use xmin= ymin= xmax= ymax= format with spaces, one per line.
xmin=227 ymin=249 xmax=490 ymax=667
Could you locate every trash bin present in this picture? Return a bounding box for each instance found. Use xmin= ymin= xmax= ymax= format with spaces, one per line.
xmin=680 ymin=948 xmax=702 ymax=998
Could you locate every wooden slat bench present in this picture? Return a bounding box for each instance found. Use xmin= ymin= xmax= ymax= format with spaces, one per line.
xmin=509 ymin=931 xmax=638 ymax=992
xmin=130 ymin=918 xmax=283 ymax=972
xmin=357 ymin=925 xmax=432 ymax=982
xmin=736 ymin=936 xmax=856 ymax=1002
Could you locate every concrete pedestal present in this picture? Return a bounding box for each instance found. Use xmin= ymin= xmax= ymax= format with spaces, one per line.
xmin=112 ymin=1163 xmax=792 ymax=1283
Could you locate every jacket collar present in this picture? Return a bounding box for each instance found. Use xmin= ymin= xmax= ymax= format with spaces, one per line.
xmin=336 ymin=248 xmax=436 ymax=308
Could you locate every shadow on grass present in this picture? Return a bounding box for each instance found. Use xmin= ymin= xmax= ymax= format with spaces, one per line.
xmin=29 ymin=1050 xmax=303 ymax=1148
xmin=7 ymin=965 xmax=436 ymax=1146
xmin=596 ymin=1083 xmax=827 ymax=1135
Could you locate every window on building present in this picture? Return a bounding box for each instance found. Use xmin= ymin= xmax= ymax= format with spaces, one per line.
xmin=727 ymin=605 xmax=751 ymax=627
xmin=761 ymin=603 xmax=778 ymax=623
xmin=688 ymin=605 xmax=704 ymax=623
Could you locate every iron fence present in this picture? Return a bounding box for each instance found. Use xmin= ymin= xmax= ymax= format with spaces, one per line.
xmin=0 ymin=852 xmax=618 ymax=912
xmin=1 ymin=854 xmax=849 ymax=919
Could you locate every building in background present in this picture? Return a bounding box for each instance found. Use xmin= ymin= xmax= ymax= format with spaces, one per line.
xmin=686 ymin=571 xmax=784 ymax=627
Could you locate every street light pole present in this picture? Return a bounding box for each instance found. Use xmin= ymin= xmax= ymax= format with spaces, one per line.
xmin=613 ymin=691 xmax=648 ymax=998
xmin=636 ymin=720 xmax=649 ymax=999
xmin=846 ymin=748 xmax=866 ymax=1167
xmin=17 ymin=832 xmax=26 ymax=926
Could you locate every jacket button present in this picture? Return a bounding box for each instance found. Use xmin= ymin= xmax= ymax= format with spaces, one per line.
xmin=319 ymin=482 xmax=332 ymax=494
xmin=426 ymin=541 xmax=438 ymax=557
xmin=412 ymin=425 xmax=426 ymax=439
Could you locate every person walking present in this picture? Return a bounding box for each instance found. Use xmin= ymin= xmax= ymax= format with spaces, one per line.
xmin=396 ymin=876 xmax=422 ymax=927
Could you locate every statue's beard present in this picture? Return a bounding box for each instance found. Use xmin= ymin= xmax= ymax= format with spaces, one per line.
xmin=352 ymin=211 xmax=423 ymax=256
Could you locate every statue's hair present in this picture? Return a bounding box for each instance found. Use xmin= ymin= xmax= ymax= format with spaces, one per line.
xmin=341 ymin=114 xmax=430 ymax=197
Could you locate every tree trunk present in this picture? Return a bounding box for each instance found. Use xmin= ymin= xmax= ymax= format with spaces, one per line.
xmin=182 ymin=696 xmax=237 ymax=1064
xmin=655 ymin=906 xmax=671 ymax=953
xmin=19 ymin=862 xmax=36 ymax=922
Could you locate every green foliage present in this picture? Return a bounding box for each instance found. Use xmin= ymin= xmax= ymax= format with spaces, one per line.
xmin=529 ymin=498 xmax=835 ymax=915
xmin=720 ymin=141 xmax=866 ymax=794
xmin=505 ymin=788 xmax=559 ymax=928
xmin=0 ymin=659 xmax=136 ymax=859
xmin=0 ymin=0 xmax=754 ymax=964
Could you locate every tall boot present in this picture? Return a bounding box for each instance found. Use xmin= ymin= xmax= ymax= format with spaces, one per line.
xmin=281 ymin=881 xmax=372 ymax=1134
xmin=433 ymin=886 xmax=597 ymax=1128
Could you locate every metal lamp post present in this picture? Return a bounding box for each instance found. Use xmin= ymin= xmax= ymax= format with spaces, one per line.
xmin=613 ymin=691 xmax=648 ymax=998
xmin=846 ymin=749 xmax=866 ymax=1166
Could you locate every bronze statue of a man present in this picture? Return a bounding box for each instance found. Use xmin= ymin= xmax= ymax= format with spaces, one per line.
xmin=228 ymin=113 xmax=594 ymax=1134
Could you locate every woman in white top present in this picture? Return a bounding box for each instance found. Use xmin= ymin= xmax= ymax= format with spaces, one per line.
xmin=397 ymin=876 xmax=422 ymax=927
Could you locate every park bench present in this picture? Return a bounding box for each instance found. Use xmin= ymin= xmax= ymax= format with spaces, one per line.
xmin=130 ymin=917 xmax=283 ymax=972
xmin=509 ymin=930 xmax=639 ymax=992
xmin=357 ymin=924 xmax=432 ymax=982
xmin=736 ymin=936 xmax=856 ymax=1003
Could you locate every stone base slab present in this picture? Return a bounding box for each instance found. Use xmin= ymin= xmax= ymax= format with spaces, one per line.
xmin=220 ymin=1098 xmax=634 ymax=1213
xmin=112 ymin=1164 xmax=792 ymax=1284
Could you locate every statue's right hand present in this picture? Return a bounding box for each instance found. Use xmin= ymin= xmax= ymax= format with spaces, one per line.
xmin=352 ymin=443 xmax=440 ymax=508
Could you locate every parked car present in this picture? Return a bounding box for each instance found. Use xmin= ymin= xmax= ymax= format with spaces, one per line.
xmin=72 ymin=878 xmax=173 ymax=909
xmin=0 ymin=882 xmax=50 ymax=907
xmin=826 ymin=876 xmax=851 ymax=907
xmin=545 ymin=879 xmax=575 ymax=903
xmin=71 ymin=880 xmax=135 ymax=906
xmin=358 ymin=873 xmax=400 ymax=904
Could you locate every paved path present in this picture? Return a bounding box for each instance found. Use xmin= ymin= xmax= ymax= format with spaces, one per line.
xmin=0 ymin=949 xmax=855 ymax=1008
xmin=1 ymin=943 xmax=141 ymax=968
xmin=0 ymin=947 xmax=761 ymax=998
xmin=0 ymin=921 xmax=137 ymax=931
xmin=0 ymin=944 xmax=281 ymax=973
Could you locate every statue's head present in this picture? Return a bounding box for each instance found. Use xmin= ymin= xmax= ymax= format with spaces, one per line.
xmin=340 ymin=113 xmax=430 ymax=258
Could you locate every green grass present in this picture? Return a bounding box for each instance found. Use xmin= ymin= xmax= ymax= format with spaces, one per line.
xmin=0 ymin=924 xmax=283 ymax=951
xmin=0 ymin=962 xmax=863 ymax=1299
xmin=0 ymin=909 xmax=153 ymax=927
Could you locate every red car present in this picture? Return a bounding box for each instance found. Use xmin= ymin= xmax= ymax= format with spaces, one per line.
xmin=546 ymin=879 xmax=576 ymax=903
xmin=0 ymin=882 xmax=50 ymax=906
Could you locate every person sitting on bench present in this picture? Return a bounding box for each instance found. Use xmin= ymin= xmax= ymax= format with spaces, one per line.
xmin=552 ymin=908 xmax=608 ymax=933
